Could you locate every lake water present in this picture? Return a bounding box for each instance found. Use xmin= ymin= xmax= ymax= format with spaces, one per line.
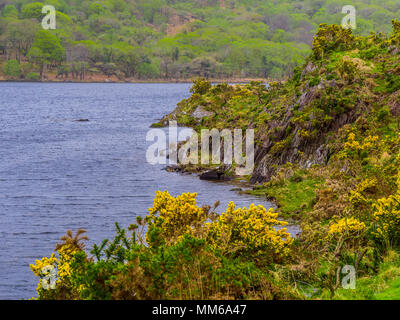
xmin=0 ymin=82 xmax=298 ymax=300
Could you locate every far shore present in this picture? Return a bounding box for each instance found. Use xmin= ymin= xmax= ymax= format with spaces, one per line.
xmin=0 ymin=78 xmax=271 ymax=84
xmin=0 ymin=73 xmax=273 ymax=84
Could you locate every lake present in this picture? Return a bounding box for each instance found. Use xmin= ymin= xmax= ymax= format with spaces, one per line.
xmin=0 ymin=82 xmax=298 ymax=300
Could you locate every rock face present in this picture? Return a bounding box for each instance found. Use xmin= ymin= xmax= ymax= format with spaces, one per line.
xmin=249 ymin=105 xmax=359 ymax=183
xmin=193 ymin=106 xmax=214 ymax=119
xmin=301 ymin=61 xmax=317 ymax=79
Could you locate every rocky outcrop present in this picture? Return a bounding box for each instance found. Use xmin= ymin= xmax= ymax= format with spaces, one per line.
xmin=193 ymin=106 xmax=214 ymax=119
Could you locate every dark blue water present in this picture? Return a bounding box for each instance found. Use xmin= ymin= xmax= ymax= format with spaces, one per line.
xmin=0 ymin=83 xmax=297 ymax=300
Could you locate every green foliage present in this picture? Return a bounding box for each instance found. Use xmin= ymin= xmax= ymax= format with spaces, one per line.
xmin=250 ymin=168 xmax=323 ymax=219
xmin=309 ymin=75 xmax=320 ymax=87
xmin=323 ymin=251 xmax=400 ymax=300
xmin=21 ymin=2 xmax=45 ymax=21
xmin=3 ymin=59 xmax=20 ymax=78
xmin=26 ymin=72 xmax=40 ymax=81
xmin=28 ymin=30 xmax=65 ymax=65
xmin=190 ymin=78 xmax=211 ymax=95
xmin=1 ymin=0 xmax=399 ymax=80
xmin=1 ymin=5 xmax=18 ymax=18
xmin=312 ymin=24 xmax=355 ymax=60
xmin=377 ymin=106 xmax=391 ymax=122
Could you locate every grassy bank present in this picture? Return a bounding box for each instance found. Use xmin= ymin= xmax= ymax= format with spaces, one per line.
xmin=245 ymin=167 xmax=323 ymax=220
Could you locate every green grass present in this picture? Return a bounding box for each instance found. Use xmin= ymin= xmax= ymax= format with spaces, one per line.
xmin=247 ymin=175 xmax=323 ymax=219
xmin=320 ymin=251 xmax=400 ymax=300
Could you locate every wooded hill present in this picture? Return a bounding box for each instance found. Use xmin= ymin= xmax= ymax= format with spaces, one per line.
xmin=1 ymin=0 xmax=399 ymax=81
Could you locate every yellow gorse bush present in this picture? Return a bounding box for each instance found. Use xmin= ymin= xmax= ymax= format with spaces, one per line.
xmin=342 ymin=133 xmax=381 ymax=156
xmin=31 ymin=191 xmax=295 ymax=299
xmin=30 ymin=254 xmax=58 ymax=278
xmin=373 ymin=193 xmax=400 ymax=242
xmin=148 ymin=191 xmax=293 ymax=263
xmin=343 ymin=132 xmax=362 ymax=151
xmin=328 ymin=217 xmax=366 ymax=238
xmin=57 ymin=245 xmax=78 ymax=280
xmin=30 ymin=243 xmax=80 ymax=299
xmin=206 ymin=202 xmax=293 ymax=263
xmin=349 ymin=178 xmax=378 ymax=206
xmin=371 ymin=164 xmax=400 ymax=243
xmin=30 ymin=254 xmax=58 ymax=294
xmin=148 ymin=191 xmax=206 ymax=242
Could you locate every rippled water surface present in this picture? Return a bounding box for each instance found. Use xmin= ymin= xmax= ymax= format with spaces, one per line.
xmin=0 ymin=83 xmax=297 ymax=300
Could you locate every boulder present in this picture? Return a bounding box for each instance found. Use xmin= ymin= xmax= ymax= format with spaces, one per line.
xmin=200 ymin=169 xmax=230 ymax=181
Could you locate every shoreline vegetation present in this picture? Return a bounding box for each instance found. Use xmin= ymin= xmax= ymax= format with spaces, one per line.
xmin=0 ymin=77 xmax=270 ymax=84
xmin=30 ymin=21 xmax=400 ymax=300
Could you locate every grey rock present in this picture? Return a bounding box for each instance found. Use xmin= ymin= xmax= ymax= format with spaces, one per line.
xmin=301 ymin=61 xmax=317 ymax=79
xmin=193 ymin=106 xmax=214 ymax=119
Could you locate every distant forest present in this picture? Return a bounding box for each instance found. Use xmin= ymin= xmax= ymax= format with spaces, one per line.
xmin=0 ymin=0 xmax=399 ymax=81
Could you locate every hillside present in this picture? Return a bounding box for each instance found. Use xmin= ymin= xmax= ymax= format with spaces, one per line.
xmin=1 ymin=0 xmax=400 ymax=81
xmin=158 ymin=22 xmax=400 ymax=186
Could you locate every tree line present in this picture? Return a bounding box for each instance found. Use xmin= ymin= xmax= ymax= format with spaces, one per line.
xmin=0 ymin=0 xmax=399 ymax=80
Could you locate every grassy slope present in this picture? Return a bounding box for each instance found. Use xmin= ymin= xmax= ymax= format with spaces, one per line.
xmin=247 ymin=169 xmax=323 ymax=219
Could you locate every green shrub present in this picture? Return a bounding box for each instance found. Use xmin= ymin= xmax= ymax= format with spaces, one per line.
xmin=3 ymin=60 xmax=21 ymax=79
xmin=377 ymin=107 xmax=390 ymax=122
xmin=26 ymin=72 xmax=40 ymax=81
xmin=190 ymin=78 xmax=212 ymax=95
xmin=309 ymin=76 xmax=321 ymax=87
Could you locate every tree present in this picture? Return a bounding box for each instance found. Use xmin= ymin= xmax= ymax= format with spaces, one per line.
xmin=2 ymin=20 xmax=39 ymax=62
xmin=27 ymin=30 xmax=65 ymax=79
xmin=21 ymin=2 xmax=44 ymax=21
xmin=3 ymin=59 xmax=21 ymax=78
xmin=1 ymin=5 xmax=18 ymax=18
xmin=66 ymin=44 xmax=89 ymax=80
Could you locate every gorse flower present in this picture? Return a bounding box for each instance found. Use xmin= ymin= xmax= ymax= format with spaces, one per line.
xmin=147 ymin=191 xmax=206 ymax=243
xmin=30 ymin=233 xmax=86 ymax=299
xmin=206 ymin=202 xmax=293 ymax=263
xmin=328 ymin=217 xmax=366 ymax=237
xmin=342 ymin=133 xmax=381 ymax=158
xmin=372 ymin=193 xmax=400 ymax=244
xmin=147 ymin=191 xmax=292 ymax=264
xmin=30 ymin=254 xmax=58 ymax=278
xmin=349 ymin=178 xmax=378 ymax=206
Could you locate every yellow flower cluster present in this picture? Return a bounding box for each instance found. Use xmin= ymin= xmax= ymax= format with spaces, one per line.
xmin=206 ymin=202 xmax=293 ymax=262
xmin=343 ymin=133 xmax=380 ymax=153
xmin=373 ymin=194 xmax=400 ymax=241
xmin=148 ymin=191 xmax=206 ymax=241
xmin=362 ymin=135 xmax=380 ymax=150
xmin=57 ymin=245 xmax=78 ymax=281
xmin=298 ymin=129 xmax=310 ymax=138
xmin=328 ymin=217 xmax=366 ymax=237
xmin=30 ymin=244 xmax=79 ymax=298
xmin=232 ymin=87 xmax=252 ymax=100
xmin=147 ymin=191 xmax=293 ymax=263
xmin=349 ymin=178 xmax=378 ymax=206
xmin=396 ymin=156 xmax=400 ymax=188
xmin=30 ymin=254 xmax=58 ymax=294
xmin=343 ymin=133 xmax=361 ymax=150
xmin=30 ymin=254 xmax=58 ymax=277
